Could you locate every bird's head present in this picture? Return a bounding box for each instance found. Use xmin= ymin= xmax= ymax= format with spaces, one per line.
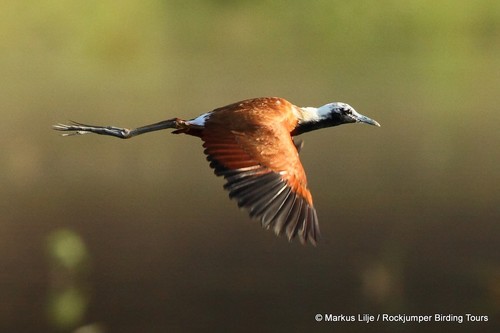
xmin=293 ymin=101 xmax=380 ymax=135
xmin=317 ymin=102 xmax=380 ymax=127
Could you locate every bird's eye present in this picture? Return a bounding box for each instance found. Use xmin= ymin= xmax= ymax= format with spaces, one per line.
xmin=340 ymin=107 xmax=352 ymax=115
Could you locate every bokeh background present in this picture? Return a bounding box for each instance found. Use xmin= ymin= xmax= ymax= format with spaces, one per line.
xmin=1 ymin=1 xmax=499 ymax=332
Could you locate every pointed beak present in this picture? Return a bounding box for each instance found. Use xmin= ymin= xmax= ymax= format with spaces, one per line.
xmin=357 ymin=114 xmax=380 ymax=127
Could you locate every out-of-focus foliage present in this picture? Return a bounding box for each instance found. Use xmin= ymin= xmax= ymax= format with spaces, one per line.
xmin=46 ymin=229 xmax=91 ymax=330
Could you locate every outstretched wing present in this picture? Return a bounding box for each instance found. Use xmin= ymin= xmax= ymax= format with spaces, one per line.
xmin=201 ymin=98 xmax=320 ymax=245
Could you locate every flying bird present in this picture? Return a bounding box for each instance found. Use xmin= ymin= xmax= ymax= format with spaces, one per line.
xmin=53 ymin=97 xmax=380 ymax=245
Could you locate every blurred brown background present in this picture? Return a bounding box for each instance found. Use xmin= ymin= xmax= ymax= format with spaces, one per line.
xmin=1 ymin=1 xmax=499 ymax=332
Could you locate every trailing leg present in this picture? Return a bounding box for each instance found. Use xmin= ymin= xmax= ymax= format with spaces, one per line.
xmin=53 ymin=118 xmax=186 ymax=139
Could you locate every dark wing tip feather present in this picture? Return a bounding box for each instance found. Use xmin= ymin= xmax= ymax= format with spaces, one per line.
xmin=209 ymin=157 xmax=320 ymax=245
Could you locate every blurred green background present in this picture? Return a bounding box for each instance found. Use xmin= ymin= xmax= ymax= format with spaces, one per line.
xmin=1 ymin=0 xmax=499 ymax=332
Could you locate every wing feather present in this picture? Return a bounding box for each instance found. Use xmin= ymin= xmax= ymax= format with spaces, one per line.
xmin=200 ymin=98 xmax=320 ymax=244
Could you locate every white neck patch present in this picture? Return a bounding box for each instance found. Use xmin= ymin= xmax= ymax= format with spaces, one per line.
xmin=294 ymin=105 xmax=332 ymax=123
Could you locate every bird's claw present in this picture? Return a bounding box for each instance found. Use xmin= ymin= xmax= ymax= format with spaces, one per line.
xmin=52 ymin=122 xmax=91 ymax=136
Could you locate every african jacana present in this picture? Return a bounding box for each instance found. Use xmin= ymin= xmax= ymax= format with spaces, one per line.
xmin=54 ymin=97 xmax=380 ymax=245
